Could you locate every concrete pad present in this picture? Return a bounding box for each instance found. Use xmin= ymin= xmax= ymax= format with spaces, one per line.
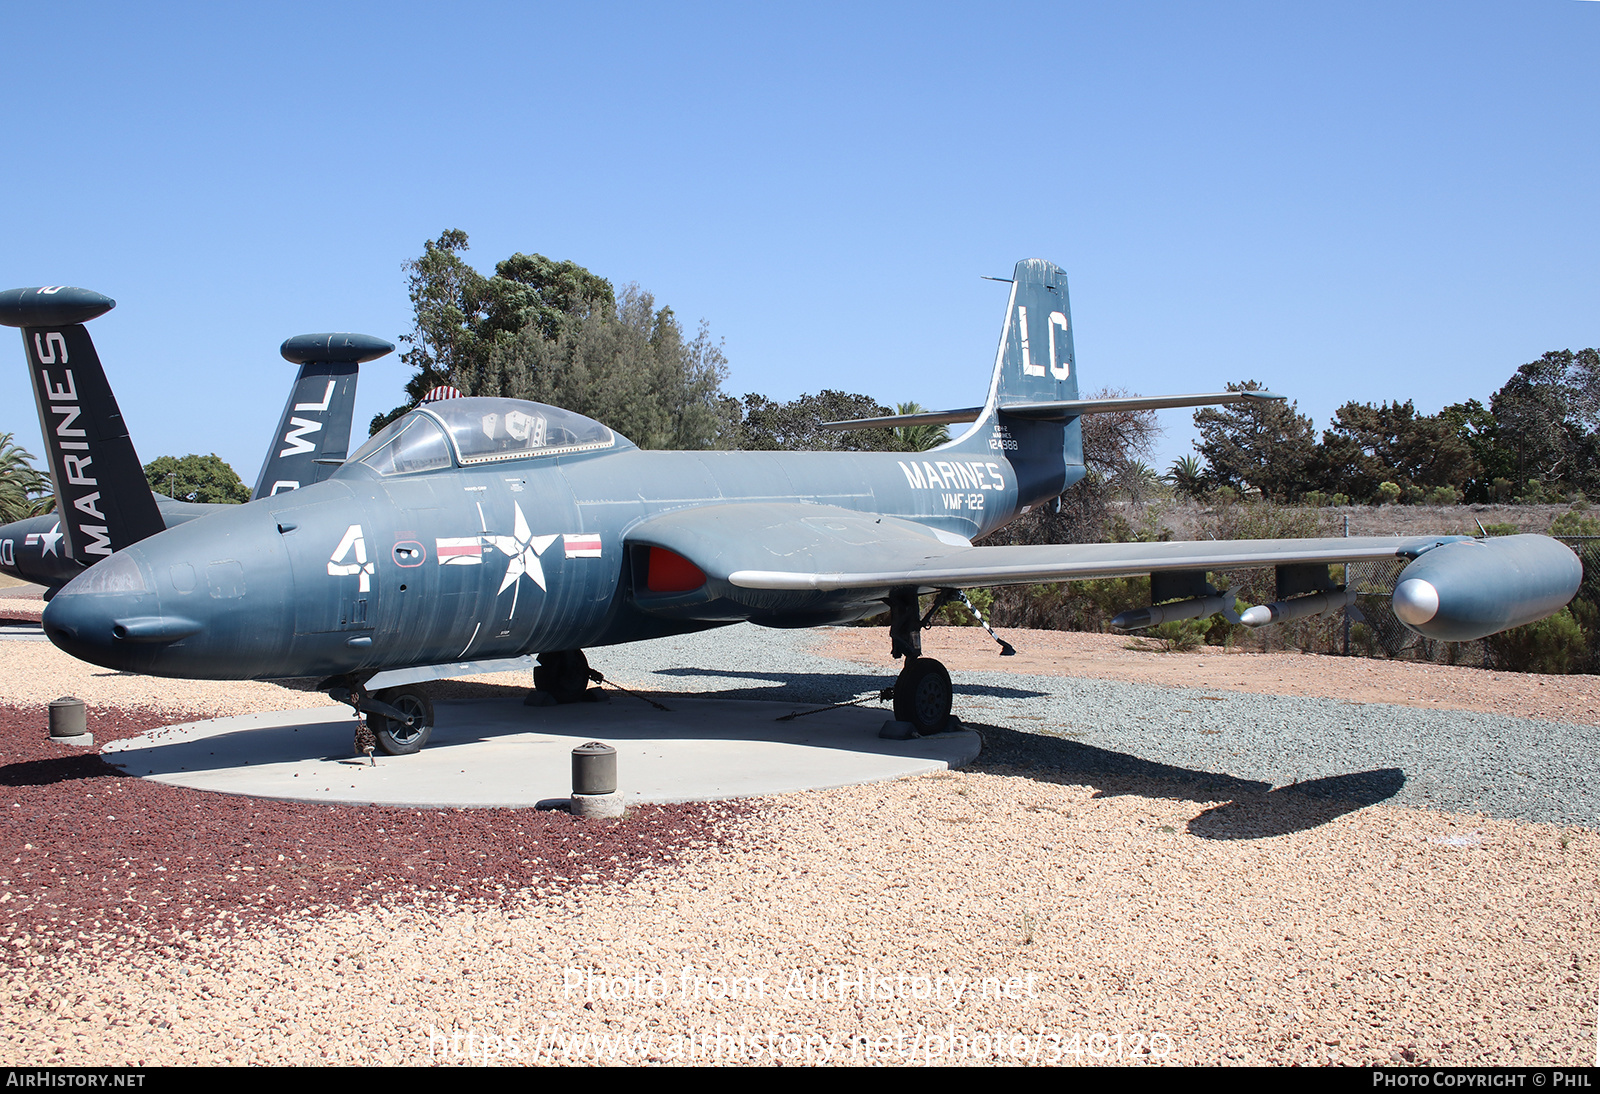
xmin=100 ymin=695 xmax=982 ymax=808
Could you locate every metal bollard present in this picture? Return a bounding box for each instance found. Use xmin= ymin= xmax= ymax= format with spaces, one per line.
xmin=48 ymin=697 xmax=92 ymax=747
xmin=570 ymin=741 xmax=622 ymax=818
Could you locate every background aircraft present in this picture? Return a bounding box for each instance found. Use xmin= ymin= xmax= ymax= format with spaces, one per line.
xmin=36 ymin=261 xmax=1582 ymax=753
xmin=0 ymin=286 xmax=391 ymax=595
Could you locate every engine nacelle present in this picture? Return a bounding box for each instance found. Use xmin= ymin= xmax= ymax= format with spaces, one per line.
xmin=1391 ymin=535 xmax=1581 ymax=642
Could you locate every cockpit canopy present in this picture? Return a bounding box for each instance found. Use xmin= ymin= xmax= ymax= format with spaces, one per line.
xmin=342 ymin=397 xmax=624 ymax=477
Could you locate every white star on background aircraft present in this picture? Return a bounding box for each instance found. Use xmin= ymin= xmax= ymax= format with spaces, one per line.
xmin=36 ymin=523 xmax=62 ymax=557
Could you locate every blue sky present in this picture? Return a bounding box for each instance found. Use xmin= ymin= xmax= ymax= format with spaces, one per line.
xmin=2 ymin=2 xmax=1596 ymax=481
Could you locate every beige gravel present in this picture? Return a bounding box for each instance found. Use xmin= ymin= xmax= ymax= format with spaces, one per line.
xmin=1 ymin=635 xmax=1596 ymax=1066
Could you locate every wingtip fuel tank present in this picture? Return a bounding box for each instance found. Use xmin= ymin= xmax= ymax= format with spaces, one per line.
xmin=1391 ymin=535 xmax=1582 ymax=642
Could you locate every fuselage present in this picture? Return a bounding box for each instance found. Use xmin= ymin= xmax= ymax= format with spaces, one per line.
xmin=41 ymin=398 xmax=1077 ymax=681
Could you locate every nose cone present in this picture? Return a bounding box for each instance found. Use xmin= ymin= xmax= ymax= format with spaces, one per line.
xmin=44 ymin=504 xmax=298 ymax=680
xmin=42 ymin=551 xmax=169 ymax=673
xmin=1392 ymin=578 xmax=1440 ymax=626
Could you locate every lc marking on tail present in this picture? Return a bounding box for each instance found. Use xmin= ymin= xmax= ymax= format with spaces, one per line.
xmin=1015 ymin=306 xmax=1070 ymax=379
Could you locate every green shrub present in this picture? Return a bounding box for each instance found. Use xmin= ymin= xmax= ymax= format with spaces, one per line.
xmin=1377 ymin=481 xmax=1402 ymax=504
xmin=1350 ymin=622 xmax=1382 ymax=658
xmin=1550 ymin=511 xmax=1600 ymax=537
xmin=1128 ymin=617 xmax=1210 ymax=652
xmin=935 ymin=587 xmax=994 ymax=626
xmin=1519 ymin=479 xmax=1550 ymax=503
xmin=1485 ymin=608 xmax=1587 ymax=674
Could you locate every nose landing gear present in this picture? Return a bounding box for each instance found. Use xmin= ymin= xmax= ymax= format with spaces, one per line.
xmin=368 ymin=686 xmax=434 ymax=755
xmin=325 ymin=676 xmax=436 ymax=756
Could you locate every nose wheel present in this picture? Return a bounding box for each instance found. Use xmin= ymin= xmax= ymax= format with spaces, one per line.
xmin=325 ymin=677 xmax=436 ymax=756
xmin=368 ymin=686 xmax=434 ymax=755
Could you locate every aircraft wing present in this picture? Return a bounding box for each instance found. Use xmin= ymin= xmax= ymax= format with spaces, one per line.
xmin=624 ymin=502 xmax=1452 ymax=592
xmin=625 ymin=503 xmax=1580 ymax=642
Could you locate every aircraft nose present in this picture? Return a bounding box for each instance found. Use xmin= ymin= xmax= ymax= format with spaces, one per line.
xmin=43 ymin=506 xmax=299 ymax=679
xmin=41 ymin=550 xmax=176 ymax=672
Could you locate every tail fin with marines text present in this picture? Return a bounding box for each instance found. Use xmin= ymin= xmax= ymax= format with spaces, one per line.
xmin=0 ymin=286 xmax=164 ymax=562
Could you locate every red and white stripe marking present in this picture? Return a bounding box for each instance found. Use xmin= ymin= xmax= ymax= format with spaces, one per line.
xmin=563 ymin=534 xmax=602 ymax=558
xmin=435 ymin=537 xmax=484 ymax=564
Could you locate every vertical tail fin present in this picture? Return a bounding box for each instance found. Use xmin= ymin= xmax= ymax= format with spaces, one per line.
xmin=0 ymin=287 xmax=165 ymax=561
xmin=944 ymin=259 xmax=1084 ymax=506
xmin=253 ymin=333 xmax=392 ymax=499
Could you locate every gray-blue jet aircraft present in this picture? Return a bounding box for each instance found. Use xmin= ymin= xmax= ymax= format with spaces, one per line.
xmin=33 ymin=261 xmax=1583 ymax=754
xmin=0 ymin=286 xmax=390 ymax=594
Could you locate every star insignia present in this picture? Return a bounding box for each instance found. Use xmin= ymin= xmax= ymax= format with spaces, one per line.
xmin=485 ymin=503 xmax=558 ymax=612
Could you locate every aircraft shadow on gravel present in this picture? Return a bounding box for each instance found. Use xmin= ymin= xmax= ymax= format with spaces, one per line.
xmin=0 ymin=751 xmax=121 ymax=789
xmin=78 ymin=692 xmax=982 ymax=779
xmin=651 ymin=665 xmax=1050 ymax=702
xmin=968 ymin=721 xmax=1407 ymax=839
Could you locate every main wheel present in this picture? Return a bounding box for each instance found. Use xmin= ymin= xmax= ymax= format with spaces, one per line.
xmin=893 ymin=657 xmax=953 ymax=736
xmin=534 ymin=650 xmax=592 ymax=703
xmin=370 ymin=687 xmax=434 ymax=755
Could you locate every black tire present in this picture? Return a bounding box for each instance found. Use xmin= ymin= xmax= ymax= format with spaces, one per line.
xmin=893 ymin=657 xmax=953 ymax=735
xmin=370 ymin=687 xmax=434 ymax=755
xmin=534 ymin=650 xmax=591 ymax=703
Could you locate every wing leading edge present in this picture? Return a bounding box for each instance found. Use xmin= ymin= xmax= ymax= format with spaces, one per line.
xmin=725 ymin=532 xmax=1453 ymax=591
xmin=621 ymin=502 xmax=1450 ymax=593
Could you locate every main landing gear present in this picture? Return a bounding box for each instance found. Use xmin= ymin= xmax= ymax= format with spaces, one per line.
xmin=526 ymin=649 xmax=603 ymax=706
xmin=884 ymin=587 xmax=956 ymax=736
xmin=324 ymin=677 xmax=436 ymax=757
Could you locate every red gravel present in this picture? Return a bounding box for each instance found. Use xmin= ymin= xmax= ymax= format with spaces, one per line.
xmin=0 ymin=703 xmax=753 ymax=966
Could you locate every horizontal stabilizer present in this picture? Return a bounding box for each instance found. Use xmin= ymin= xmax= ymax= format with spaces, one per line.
xmin=998 ymin=390 xmax=1286 ymax=420
xmin=820 ymin=390 xmax=1285 ymax=430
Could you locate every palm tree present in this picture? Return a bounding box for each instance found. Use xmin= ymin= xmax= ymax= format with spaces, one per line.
xmin=1166 ymin=454 xmax=1208 ymax=500
xmin=0 ymin=433 xmax=52 ymax=522
xmin=1116 ymin=460 xmax=1164 ymax=503
xmin=893 ymin=402 xmax=950 ymax=452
